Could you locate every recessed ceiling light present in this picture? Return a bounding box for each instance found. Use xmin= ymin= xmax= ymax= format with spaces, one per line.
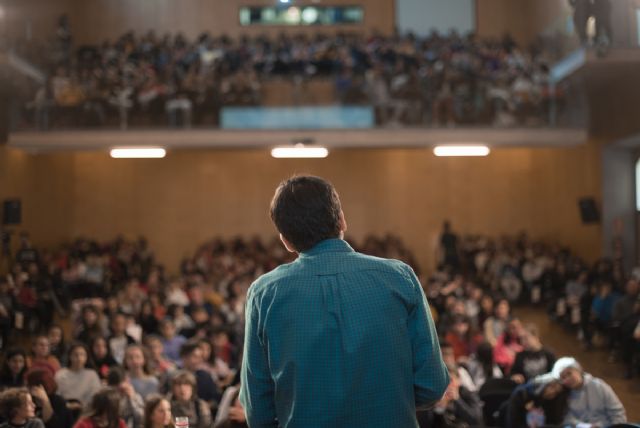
xmin=110 ymin=147 xmax=167 ymax=159
xmin=271 ymin=144 xmax=329 ymax=158
xmin=433 ymin=145 xmax=490 ymax=157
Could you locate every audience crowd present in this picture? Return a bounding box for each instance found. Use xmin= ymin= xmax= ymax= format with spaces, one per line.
xmin=7 ymin=19 xmax=567 ymax=130
xmin=0 ymin=228 xmax=636 ymax=427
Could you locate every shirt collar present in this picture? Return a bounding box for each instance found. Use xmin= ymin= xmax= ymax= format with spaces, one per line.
xmin=299 ymin=238 xmax=354 ymax=257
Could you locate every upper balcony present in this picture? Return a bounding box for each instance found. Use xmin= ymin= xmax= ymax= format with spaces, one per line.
xmin=3 ymin=29 xmax=591 ymax=152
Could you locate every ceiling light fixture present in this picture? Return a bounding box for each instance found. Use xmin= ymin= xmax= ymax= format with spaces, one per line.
xmin=271 ymin=143 xmax=329 ymax=159
xmin=433 ymin=145 xmax=490 ymax=157
xmin=110 ymin=147 xmax=167 ymax=159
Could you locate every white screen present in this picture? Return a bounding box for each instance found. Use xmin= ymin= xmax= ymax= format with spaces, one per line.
xmin=395 ymin=0 xmax=475 ymax=36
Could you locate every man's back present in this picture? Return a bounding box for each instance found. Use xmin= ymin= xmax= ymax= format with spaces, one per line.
xmin=241 ymin=239 xmax=448 ymax=428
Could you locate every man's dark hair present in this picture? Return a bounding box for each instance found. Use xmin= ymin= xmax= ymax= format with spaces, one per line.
xmin=270 ymin=175 xmax=343 ymax=252
xmin=179 ymin=340 xmax=201 ymax=359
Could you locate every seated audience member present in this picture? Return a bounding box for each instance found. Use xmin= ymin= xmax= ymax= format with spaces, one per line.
xmin=440 ymin=341 xmax=476 ymax=392
xmin=123 ymin=346 xmax=159 ymax=400
xmin=143 ymin=396 xmax=173 ymax=428
xmin=179 ymin=342 xmax=220 ymax=405
xmin=72 ymin=388 xmax=126 ymax=428
xmin=212 ymin=384 xmax=247 ymax=428
xmin=47 ymin=326 xmax=68 ymax=367
xmin=106 ymin=368 xmax=144 ymax=428
xmin=89 ymin=337 xmax=118 ymax=381
xmin=30 ymin=337 xmax=61 ymax=376
xmin=554 ymin=357 xmax=627 ymax=426
xmin=507 ymin=378 xmax=569 ymax=428
xmin=464 ymin=341 xmax=503 ymax=390
xmin=510 ymin=324 xmax=556 ymax=383
xmin=416 ymin=365 xmax=483 ymax=428
xmin=590 ymin=281 xmax=620 ymax=349
xmin=0 ymin=388 xmax=44 ymax=428
xmin=108 ymin=313 xmax=136 ymax=365
xmin=54 ymin=343 xmax=101 ymax=406
xmin=484 ymin=298 xmax=511 ymax=346
xmin=444 ymin=315 xmax=483 ymax=362
xmin=0 ymin=349 xmax=28 ymax=389
xmin=198 ymin=339 xmax=232 ymax=388
xmin=168 ymin=371 xmax=211 ymax=428
xmin=167 ymin=306 xmax=194 ymax=338
xmin=143 ymin=336 xmax=175 ymax=377
xmin=159 ymin=320 xmax=187 ymax=364
xmin=494 ymin=317 xmax=524 ymax=374
xmin=24 ymin=369 xmax=73 ymax=428
xmin=138 ymin=302 xmax=159 ymax=337
xmin=75 ymin=306 xmax=105 ymax=347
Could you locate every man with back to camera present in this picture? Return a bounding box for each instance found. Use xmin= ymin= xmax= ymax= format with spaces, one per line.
xmin=240 ymin=175 xmax=449 ymax=427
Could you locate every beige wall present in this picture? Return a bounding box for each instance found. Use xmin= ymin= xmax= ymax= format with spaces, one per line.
xmin=476 ymin=0 xmax=572 ymax=45
xmin=0 ymin=143 xmax=603 ymax=274
xmin=52 ymin=0 xmax=392 ymax=44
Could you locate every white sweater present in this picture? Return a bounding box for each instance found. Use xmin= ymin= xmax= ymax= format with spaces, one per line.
xmin=54 ymin=368 xmax=102 ymax=405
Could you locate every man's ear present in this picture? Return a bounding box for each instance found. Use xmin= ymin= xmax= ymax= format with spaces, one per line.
xmin=339 ymin=210 xmax=348 ymax=235
xmin=279 ymin=234 xmax=297 ymax=253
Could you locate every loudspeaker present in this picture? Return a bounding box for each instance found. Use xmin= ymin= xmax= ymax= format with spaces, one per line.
xmin=578 ymin=197 xmax=599 ymax=224
xmin=2 ymin=199 xmax=21 ymax=225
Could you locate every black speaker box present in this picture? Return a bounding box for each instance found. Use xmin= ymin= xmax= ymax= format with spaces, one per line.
xmin=2 ymin=199 xmax=21 ymax=225
xmin=578 ymin=197 xmax=599 ymax=224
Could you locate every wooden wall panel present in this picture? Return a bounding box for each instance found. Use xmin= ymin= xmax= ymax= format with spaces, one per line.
xmin=0 ymin=144 xmax=601 ymax=274
xmin=66 ymin=0 xmax=394 ymax=44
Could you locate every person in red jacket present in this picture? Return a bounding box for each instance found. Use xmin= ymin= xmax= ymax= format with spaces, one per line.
xmin=72 ymin=388 xmax=126 ymax=428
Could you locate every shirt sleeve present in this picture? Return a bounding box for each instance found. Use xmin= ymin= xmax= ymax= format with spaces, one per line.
xmin=239 ymin=287 xmax=278 ymax=428
xmin=404 ymin=265 xmax=449 ymax=408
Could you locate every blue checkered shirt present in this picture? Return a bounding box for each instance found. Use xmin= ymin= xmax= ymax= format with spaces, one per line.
xmin=240 ymin=238 xmax=449 ymax=428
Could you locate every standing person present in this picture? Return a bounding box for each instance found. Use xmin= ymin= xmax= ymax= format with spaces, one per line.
xmin=0 ymin=388 xmax=44 ymax=428
xmin=240 ymin=175 xmax=449 ymax=427
xmin=593 ymin=0 xmax=612 ymax=46
xmin=439 ymin=221 xmax=460 ymax=272
xmin=569 ymin=0 xmax=591 ymax=45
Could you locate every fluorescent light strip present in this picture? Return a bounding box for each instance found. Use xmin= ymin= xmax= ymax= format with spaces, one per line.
xmin=110 ymin=148 xmax=167 ymax=159
xmin=271 ymin=146 xmax=329 ymax=159
xmin=433 ymin=145 xmax=490 ymax=157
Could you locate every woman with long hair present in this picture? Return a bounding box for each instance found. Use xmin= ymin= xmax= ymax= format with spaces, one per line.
xmin=72 ymin=387 xmax=126 ymax=428
xmin=0 ymin=388 xmax=44 ymax=428
xmin=494 ymin=317 xmax=525 ymax=374
xmin=47 ymin=326 xmax=68 ymax=367
xmin=75 ymin=305 xmax=104 ymax=346
xmin=88 ymin=337 xmax=118 ymax=381
xmin=54 ymin=343 xmax=101 ymax=406
xmin=143 ymin=395 xmax=174 ymax=428
xmin=0 ymin=349 xmax=27 ymax=389
xmin=483 ymin=298 xmax=511 ymax=346
xmin=123 ymin=345 xmax=159 ymax=399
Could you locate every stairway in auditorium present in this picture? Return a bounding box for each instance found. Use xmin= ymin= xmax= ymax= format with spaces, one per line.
xmin=515 ymin=307 xmax=640 ymax=422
